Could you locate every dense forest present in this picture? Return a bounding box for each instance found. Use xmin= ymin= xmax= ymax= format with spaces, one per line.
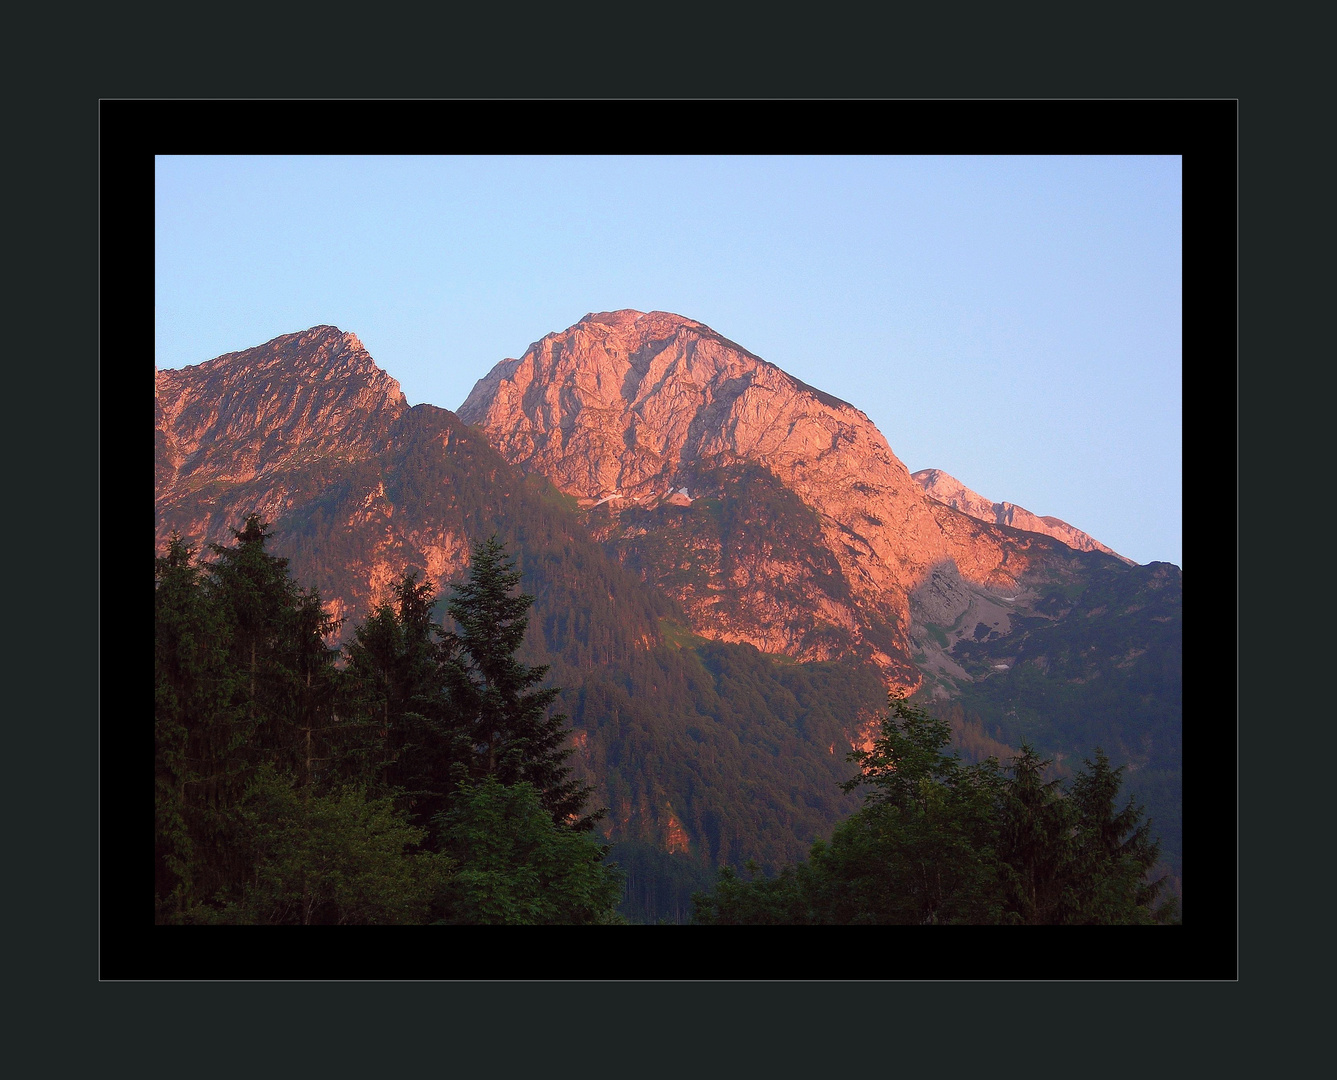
xmin=155 ymin=516 xmax=622 ymax=925
xmin=156 ymin=516 xmax=1176 ymax=926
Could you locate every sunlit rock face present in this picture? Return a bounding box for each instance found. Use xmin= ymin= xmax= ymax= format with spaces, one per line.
xmin=156 ymin=326 xmax=407 ymax=487
xmin=912 ymin=468 xmax=1135 ymax=565
xmin=155 ymin=326 xmax=480 ymax=631
xmin=459 ymin=310 xmax=1099 ymax=689
xmin=155 ymin=325 xmax=409 ymax=550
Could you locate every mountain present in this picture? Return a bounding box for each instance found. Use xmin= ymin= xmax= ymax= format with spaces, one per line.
xmin=912 ymin=467 xmax=1135 ymax=564
xmin=459 ymin=310 xmax=1135 ymax=691
xmin=155 ymin=316 xmax=1183 ymax=912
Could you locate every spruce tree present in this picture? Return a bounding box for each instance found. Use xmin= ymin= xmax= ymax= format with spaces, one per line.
xmin=343 ymin=572 xmax=471 ymax=825
xmin=444 ymin=536 xmax=602 ymax=831
xmin=155 ymin=532 xmax=242 ymax=920
xmin=995 ymin=745 xmax=1072 ymax=924
xmin=1066 ymin=748 xmax=1177 ymax=924
xmin=203 ymin=514 xmax=341 ymax=782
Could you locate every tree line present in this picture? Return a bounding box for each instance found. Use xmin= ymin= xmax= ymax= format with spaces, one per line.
xmin=154 ymin=515 xmax=623 ymax=924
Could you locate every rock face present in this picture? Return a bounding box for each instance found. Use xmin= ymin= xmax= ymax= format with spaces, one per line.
xmin=155 ymin=326 xmax=408 ymax=564
xmin=912 ymin=468 xmax=1135 ymax=565
xmin=459 ymin=310 xmax=1110 ymax=689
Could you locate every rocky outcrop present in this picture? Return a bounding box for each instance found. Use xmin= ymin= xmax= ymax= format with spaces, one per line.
xmin=911 ymin=468 xmax=1135 ymax=564
xmin=664 ymin=809 xmax=691 ymax=855
xmin=459 ymin=310 xmax=1102 ymax=688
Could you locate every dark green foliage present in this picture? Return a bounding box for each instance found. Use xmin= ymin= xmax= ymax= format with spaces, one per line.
xmin=341 ymin=572 xmax=472 ymax=828
xmin=203 ymin=515 xmax=345 ymax=785
xmin=157 ymin=518 xmax=381 ymax=921
xmin=214 ymin=765 xmax=452 ymax=925
xmin=156 ymin=519 xmax=622 ymax=924
xmin=812 ymin=694 xmax=1004 ymax=925
xmin=1065 ymin=748 xmax=1177 ymax=924
xmin=604 ymin=842 xmax=718 ymax=924
xmin=433 ymin=778 xmax=624 ymax=925
xmin=691 ymin=860 xmax=809 ymax=925
xmin=995 ymin=746 xmax=1071 ymax=923
xmin=155 ymin=533 xmax=243 ymax=919
xmin=693 ymin=694 xmax=1178 ymax=925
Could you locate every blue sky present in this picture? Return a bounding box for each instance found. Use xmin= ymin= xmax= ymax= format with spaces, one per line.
xmin=155 ymin=155 xmax=1181 ymax=567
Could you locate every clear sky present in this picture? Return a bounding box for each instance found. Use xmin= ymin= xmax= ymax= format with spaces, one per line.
xmin=155 ymin=155 xmax=1181 ymax=567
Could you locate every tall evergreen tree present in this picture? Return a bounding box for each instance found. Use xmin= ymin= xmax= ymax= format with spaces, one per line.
xmin=217 ymin=764 xmax=453 ymax=925
xmin=155 ymin=532 xmax=242 ymax=920
xmin=444 ymin=536 xmax=602 ymax=831
xmin=157 ymin=516 xmax=364 ymax=921
xmin=343 ymin=572 xmax=471 ymax=826
xmin=1066 ymin=748 xmax=1177 ymax=924
xmin=203 ymin=514 xmax=342 ymax=782
xmin=995 ymin=745 xmax=1072 ymax=924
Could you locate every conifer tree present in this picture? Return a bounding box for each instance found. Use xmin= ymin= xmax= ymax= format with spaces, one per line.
xmin=203 ymin=514 xmax=341 ymax=781
xmin=155 ymin=532 xmax=241 ymax=920
xmin=343 ymin=572 xmax=471 ymax=825
xmin=995 ymin=745 xmax=1072 ymax=924
xmin=444 ymin=536 xmax=602 ymax=831
xmin=1066 ymin=748 xmax=1177 ymax=924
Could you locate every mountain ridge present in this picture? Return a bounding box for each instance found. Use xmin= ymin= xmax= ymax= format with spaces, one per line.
xmin=912 ymin=467 xmax=1134 ymax=565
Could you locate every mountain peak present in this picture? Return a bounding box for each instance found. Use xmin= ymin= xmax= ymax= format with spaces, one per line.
xmin=577 ymin=309 xmax=699 ymax=332
xmin=158 ymin=325 xmax=384 ymax=381
xmin=459 ymin=310 xmax=870 ymax=504
xmin=155 ymin=326 xmax=408 ymax=504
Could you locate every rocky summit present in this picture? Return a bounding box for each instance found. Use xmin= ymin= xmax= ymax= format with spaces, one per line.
xmin=459 ymin=310 xmax=1127 ymax=690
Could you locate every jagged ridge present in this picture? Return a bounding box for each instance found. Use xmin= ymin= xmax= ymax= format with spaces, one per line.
xmin=912 ymin=468 xmax=1134 ymax=564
